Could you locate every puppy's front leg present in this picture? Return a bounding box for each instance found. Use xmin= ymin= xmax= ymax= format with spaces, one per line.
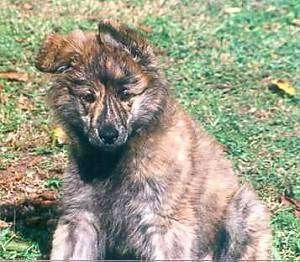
xmin=50 ymin=212 xmax=105 ymax=260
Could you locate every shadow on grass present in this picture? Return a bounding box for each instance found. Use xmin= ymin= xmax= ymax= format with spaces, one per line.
xmin=0 ymin=200 xmax=60 ymax=259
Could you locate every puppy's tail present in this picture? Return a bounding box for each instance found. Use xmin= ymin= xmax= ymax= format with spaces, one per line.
xmin=214 ymin=186 xmax=271 ymax=261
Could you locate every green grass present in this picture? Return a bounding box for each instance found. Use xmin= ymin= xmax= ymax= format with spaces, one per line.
xmin=0 ymin=0 xmax=299 ymax=260
xmin=0 ymin=228 xmax=40 ymax=260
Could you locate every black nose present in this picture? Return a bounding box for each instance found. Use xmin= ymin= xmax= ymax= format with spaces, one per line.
xmin=98 ymin=124 xmax=119 ymax=144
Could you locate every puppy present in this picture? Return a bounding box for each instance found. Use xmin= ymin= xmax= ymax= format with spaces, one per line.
xmin=36 ymin=19 xmax=271 ymax=260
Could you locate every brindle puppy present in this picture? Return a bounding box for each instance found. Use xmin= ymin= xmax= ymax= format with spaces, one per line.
xmin=36 ymin=20 xmax=271 ymax=260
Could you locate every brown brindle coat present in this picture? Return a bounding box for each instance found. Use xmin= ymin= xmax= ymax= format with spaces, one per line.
xmin=36 ymin=20 xmax=271 ymax=260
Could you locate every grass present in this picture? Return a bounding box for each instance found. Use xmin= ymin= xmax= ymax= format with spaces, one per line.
xmin=0 ymin=0 xmax=299 ymax=260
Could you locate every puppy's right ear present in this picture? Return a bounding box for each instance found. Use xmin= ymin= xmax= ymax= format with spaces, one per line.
xmin=35 ymin=34 xmax=68 ymax=73
xmin=36 ymin=30 xmax=87 ymax=73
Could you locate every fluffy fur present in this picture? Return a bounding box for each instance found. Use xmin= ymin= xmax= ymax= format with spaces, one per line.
xmin=36 ymin=19 xmax=271 ymax=260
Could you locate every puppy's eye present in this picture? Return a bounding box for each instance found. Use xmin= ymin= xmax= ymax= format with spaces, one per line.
xmin=117 ymin=87 xmax=131 ymax=101
xmin=74 ymin=78 xmax=87 ymax=85
xmin=82 ymin=92 xmax=96 ymax=103
xmin=56 ymin=65 xmax=71 ymax=73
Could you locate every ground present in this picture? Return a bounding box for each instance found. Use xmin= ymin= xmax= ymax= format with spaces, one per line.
xmin=0 ymin=0 xmax=299 ymax=260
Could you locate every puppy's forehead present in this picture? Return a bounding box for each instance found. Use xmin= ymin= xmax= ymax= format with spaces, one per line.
xmin=67 ymin=33 xmax=140 ymax=80
xmin=101 ymin=56 xmax=124 ymax=78
xmin=89 ymin=47 xmax=139 ymax=79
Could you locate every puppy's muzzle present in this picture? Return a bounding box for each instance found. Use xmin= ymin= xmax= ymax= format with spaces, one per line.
xmin=96 ymin=123 xmax=128 ymax=149
xmin=98 ymin=124 xmax=119 ymax=145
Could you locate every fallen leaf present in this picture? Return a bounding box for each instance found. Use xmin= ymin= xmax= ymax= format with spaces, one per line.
xmin=209 ymin=83 xmax=232 ymax=92
xmin=269 ymin=79 xmax=297 ymax=96
xmin=224 ymin=7 xmax=241 ymax=14
xmin=291 ymin=18 xmax=300 ymax=26
xmin=39 ymin=190 xmax=57 ymax=201
xmin=280 ymin=195 xmax=300 ymax=218
xmin=41 ymin=200 xmax=57 ymax=206
xmin=52 ymin=125 xmax=68 ymax=145
xmin=0 ymin=84 xmax=8 ymax=104
xmin=0 ymin=71 xmax=29 ymax=82
xmin=15 ymin=38 xmax=27 ymax=43
xmin=0 ymin=219 xmax=12 ymax=229
xmin=137 ymin=24 xmax=152 ymax=33
xmin=23 ymin=3 xmax=33 ymax=10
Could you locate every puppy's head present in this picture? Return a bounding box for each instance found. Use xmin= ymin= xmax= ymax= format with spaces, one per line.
xmin=36 ymin=20 xmax=168 ymax=150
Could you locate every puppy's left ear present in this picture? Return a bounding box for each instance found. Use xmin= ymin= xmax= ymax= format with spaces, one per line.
xmin=98 ymin=19 xmax=155 ymax=68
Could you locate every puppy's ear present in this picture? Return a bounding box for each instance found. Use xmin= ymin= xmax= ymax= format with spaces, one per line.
xmin=35 ymin=30 xmax=86 ymax=73
xmin=98 ymin=19 xmax=155 ymax=68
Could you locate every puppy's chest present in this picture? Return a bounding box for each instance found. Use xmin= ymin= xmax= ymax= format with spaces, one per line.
xmin=104 ymin=179 xmax=165 ymax=237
